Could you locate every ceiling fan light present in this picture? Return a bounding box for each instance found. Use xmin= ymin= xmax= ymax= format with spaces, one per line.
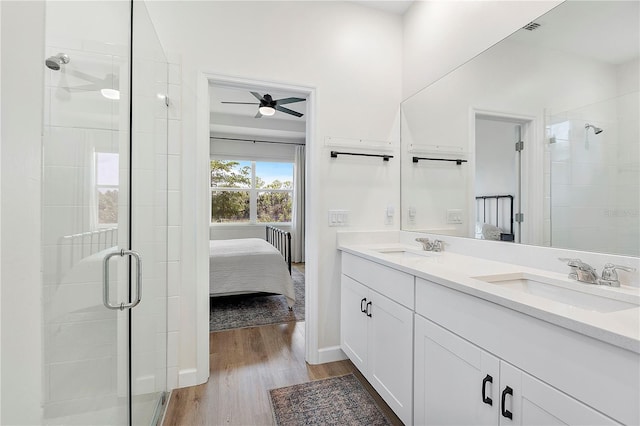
xmin=259 ymin=106 xmax=275 ymax=116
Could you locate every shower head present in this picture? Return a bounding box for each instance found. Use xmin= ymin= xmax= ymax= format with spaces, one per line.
xmin=45 ymin=53 xmax=70 ymax=71
xmin=585 ymin=123 xmax=603 ymax=135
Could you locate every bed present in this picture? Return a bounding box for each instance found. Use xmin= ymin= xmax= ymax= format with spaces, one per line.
xmin=475 ymin=195 xmax=515 ymax=242
xmin=209 ymin=226 xmax=295 ymax=307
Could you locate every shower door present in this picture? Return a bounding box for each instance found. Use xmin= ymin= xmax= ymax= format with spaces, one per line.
xmin=42 ymin=1 xmax=168 ymax=424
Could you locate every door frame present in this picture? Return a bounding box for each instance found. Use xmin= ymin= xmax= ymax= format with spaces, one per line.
xmin=469 ymin=108 xmax=540 ymax=245
xmin=195 ymin=72 xmax=318 ymax=383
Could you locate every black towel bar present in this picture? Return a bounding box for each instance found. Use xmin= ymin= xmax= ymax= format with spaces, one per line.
xmin=412 ymin=156 xmax=467 ymax=165
xmin=330 ymin=151 xmax=393 ymax=162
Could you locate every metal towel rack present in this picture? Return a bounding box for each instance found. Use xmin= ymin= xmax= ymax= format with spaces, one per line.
xmin=330 ymin=151 xmax=393 ymax=162
xmin=412 ymin=156 xmax=467 ymax=165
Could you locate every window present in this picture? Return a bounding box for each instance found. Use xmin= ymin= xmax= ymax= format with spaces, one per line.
xmin=95 ymin=152 xmax=119 ymax=226
xmin=211 ymin=159 xmax=293 ymax=224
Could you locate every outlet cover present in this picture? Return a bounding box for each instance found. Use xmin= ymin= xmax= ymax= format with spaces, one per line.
xmin=446 ymin=209 xmax=463 ymax=224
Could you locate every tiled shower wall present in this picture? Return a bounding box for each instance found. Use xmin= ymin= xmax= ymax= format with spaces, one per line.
xmin=547 ymin=91 xmax=639 ymax=256
xmin=165 ymin=52 xmax=182 ymax=391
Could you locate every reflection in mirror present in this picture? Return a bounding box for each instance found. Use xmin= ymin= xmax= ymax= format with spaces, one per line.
xmin=401 ymin=0 xmax=639 ymax=256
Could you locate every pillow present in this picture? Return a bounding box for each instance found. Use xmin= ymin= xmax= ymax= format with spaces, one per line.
xmin=481 ymin=223 xmax=502 ymax=241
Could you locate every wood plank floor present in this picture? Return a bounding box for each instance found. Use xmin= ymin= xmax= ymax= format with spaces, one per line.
xmin=162 ymin=322 xmax=403 ymax=425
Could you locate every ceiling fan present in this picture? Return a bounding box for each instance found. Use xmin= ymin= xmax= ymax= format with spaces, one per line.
xmin=221 ymin=92 xmax=306 ymax=118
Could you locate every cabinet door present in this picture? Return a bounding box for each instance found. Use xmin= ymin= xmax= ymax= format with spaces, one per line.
xmin=499 ymin=362 xmax=620 ymax=426
xmin=340 ymin=275 xmax=369 ymax=372
xmin=367 ymin=291 xmax=414 ymax=425
xmin=414 ymin=315 xmax=499 ymax=426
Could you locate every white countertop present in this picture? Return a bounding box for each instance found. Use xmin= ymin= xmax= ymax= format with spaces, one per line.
xmin=339 ymin=243 xmax=640 ymax=354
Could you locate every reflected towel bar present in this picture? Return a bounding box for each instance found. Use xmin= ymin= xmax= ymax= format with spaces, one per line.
xmin=413 ymin=156 xmax=467 ymax=165
xmin=330 ymin=151 xmax=393 ymax=162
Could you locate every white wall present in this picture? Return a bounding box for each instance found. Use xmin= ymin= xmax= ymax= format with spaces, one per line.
xmin=0 ymin=2 xmax=45 ymax=424
xmin=146 ymin=0 xmax=403 ymax=375
xmin=0 ymin=4 xmax=3 ymax=421
xmin=402 ymin=0 xmax=562 ymax=99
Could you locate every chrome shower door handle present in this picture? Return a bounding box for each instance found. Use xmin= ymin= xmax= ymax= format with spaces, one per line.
xmin=103 ymin=249 xmax=143 ymax=311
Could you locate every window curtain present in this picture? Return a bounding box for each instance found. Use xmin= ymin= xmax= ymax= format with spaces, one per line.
xmin=292 ymin=145 xmax=305 ymax=262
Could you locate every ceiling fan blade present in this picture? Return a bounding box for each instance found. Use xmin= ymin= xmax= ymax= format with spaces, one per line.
xmin=255 ymin=110 xmax=263 ymax=118
xmin=220 ymin=101 xmax=259 ymax=105
xmin=275 ymin=97 xmax=306 ymax=105
xmin=250 ymin=91 xmax=263 ymax=101
xmin=275 ymin=105 xmax=304 ymax=117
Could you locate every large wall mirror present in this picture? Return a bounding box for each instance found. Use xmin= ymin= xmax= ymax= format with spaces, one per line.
xmin=401 ymin=0 xmax=639 ymax=257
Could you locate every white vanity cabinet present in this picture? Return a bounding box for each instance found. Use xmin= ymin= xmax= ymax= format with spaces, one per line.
xmin=341 ymin=253 xmax=414 ymax=425
xmin=414 ymin=314 xmax=499 ymax=425
xmin=414 ymin=277 xmax=634 ymax=425
xmin=339 ymin=247 xmax=637 ymax=425
xmin=414 ymin=315 xmax=620 ymax=426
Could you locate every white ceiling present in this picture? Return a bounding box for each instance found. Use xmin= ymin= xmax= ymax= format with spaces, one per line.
xmin=351 ymin=0 xmax=414 ymax=16
xmin=209 ymin=85 xmax=307 ymax=144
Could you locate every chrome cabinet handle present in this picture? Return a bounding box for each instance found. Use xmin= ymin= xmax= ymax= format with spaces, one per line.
xmin=103 ymin=249 xmax=143 ymax=310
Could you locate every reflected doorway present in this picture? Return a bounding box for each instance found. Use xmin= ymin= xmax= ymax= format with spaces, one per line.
xmin=474 ymin=114 xmax=530 ymax=244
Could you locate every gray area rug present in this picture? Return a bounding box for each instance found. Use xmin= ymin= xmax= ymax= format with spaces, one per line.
xmin=269 ymin=374 xmax=392 ymax=426
xmin=209 ymin=266 xmax=304 ymax=331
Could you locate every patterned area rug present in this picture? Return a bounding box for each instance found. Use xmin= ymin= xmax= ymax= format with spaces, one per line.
xmin=269 ymin=374 xmax=392 ymax=426
xmin=209 ymin=266 xmax=305 ymax=331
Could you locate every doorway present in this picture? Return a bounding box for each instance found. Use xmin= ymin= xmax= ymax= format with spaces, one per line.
xmin=473 ymin=113 xmax=532 ymax=244
xmin=207 ymin=82 xmax=307 ymax=324
xmin=196 ymin=74 xmax=317 ymax=374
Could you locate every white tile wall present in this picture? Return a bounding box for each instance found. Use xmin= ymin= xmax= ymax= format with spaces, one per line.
xmin=167 ymin=261 xmax=181 ymax=297
xmin=547 ymin=107 xmax=639 ymax=256
xmin=167 ymin=84 xmax=181 ymax=120
xmin=167 ymin=296 xmax=180 ymax=333
xmin=165 ymin=56 xmax=182 ymax=389
xmin=168 ymin=190 xmax=182 ymax=226
xmin=168 ymin=119 xmax=181 ymax=155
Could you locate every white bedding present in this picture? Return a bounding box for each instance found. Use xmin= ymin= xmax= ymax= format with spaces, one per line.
xmin=209 ymin=238 xmax=295 ymax=307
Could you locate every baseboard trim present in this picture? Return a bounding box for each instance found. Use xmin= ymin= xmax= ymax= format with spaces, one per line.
xmin=177 ymin=368 xmax=199 ymax=388
xmin=315 ymin=345 xmax=347 ymax=364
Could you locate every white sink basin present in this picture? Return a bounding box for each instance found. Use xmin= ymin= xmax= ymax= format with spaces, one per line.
xmin=375 ymin=249 xmax=438 ymax=260
xmin=473 ymin=272 xmax=638 ymax=313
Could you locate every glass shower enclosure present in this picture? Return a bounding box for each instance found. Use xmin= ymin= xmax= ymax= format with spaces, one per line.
xmin=546 ymin=91 xmax=640 ymax=257
xmin=41 ymin=1 xmax=168 ymax=423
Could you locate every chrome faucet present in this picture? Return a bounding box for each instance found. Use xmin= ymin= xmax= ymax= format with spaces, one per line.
xmin=415 ymin=237 xmax=444 ymax=252
xmin=599 ymin=263 xmax=636 ymax=287
xmin=558 ymin=258 xmax=636 ymax=287
xmin=559 ymin=258 xmax=599 ymax=284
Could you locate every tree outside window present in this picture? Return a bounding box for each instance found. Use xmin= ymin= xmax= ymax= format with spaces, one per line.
xmin=211 ymin=159 xmax=293 ymax=224
xmin=96 ymin=152 xmax=119 ymax=226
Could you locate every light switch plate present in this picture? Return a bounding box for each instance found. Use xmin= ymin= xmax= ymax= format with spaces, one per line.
xmin=328 ymin=210 xmax=349 ymax=227
xmin=385 ymin=205 xmax=394 ymax=225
